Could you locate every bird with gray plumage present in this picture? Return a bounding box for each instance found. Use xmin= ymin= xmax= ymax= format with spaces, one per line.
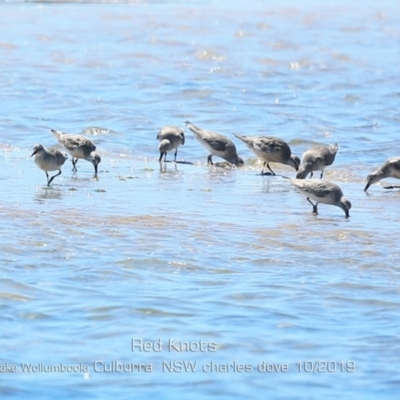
xmin=234 ymin=134 xmax=299 ymax=175
xmin=185 ymin=121 xmax=243 ymax=166
xmin=288 ymin=178 xmax=351 ymax=218
xmin=51 ymin=129 xmax=101 ymax=174
xmin=296 ymin=143 xmax=339 ymax=179
xmin=364 ymin=157 xmax=400 ymax=191
xmin=31 ymin=144 xmax=67 ymax=186
xmin=157 ymin=126 xmax=185 ymax=162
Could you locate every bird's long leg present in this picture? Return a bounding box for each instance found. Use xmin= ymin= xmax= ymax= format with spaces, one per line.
xmin=261 ymin=161 xmax=274 ymax=176
xmin=309 ymin=172 xmax=314 ymax=178
xmin=306 ymin=197 xmax=318 ymax=214
xmin=306 ymin=197 xmax=316 ymax=207
xmin=45 ymin=171 xmax=50 ymax=186
xmin=159 ymin=152 xmax=166 ymax=163
xmin=48 ymin=169 xmax=62 ymax=186
xmin=72 ymin=158 xmax=78 ymax=172
xmin=207 ymin=154 xmax=214 ymax=165
xmin=174 ymin=149 xmax=178 ymax=162
xmin=260 ymin=160 xmax=266 ymax=175
xmin=320 ymin=170 xmax=324 ymax=178
xmin=266 ymin=162 xmax=276 ymax=175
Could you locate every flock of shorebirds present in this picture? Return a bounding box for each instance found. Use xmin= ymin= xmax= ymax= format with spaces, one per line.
xmin=32 ymin=121 xmax=400 ymax=218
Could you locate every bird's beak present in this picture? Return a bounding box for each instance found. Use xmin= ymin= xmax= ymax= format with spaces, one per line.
xmin=31 ymin=150 xmax=37 ymax=157
xmin=364 ymin=182 xmax=370 ymax=192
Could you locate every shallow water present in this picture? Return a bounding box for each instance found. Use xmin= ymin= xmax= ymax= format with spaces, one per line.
xmin=1 ymin=1 xmax=400 ymax=398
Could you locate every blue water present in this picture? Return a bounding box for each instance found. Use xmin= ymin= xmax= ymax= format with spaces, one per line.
xmin=1 ymin=1 xmax=400 ymax=399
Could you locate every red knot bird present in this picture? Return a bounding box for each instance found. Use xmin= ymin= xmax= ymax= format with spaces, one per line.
xmin=296 ymin=143 xmax=339 ymax=179
xmin=31 ymin=144 xmax=67 ymax=186
xmin=185 ymin=121 xmax=243 ymax=166
xmin=51 ymin=129 xmax=101 ymax=174
xmin=157 ymin=126 xmax=185 ymax=162
xmin=289 ymin=178 xmax=351 ymax=218
xmin=364 ymin=157 xmax=400 ymax=191
xmin=234 ymin=134 xmax=299 ymax=175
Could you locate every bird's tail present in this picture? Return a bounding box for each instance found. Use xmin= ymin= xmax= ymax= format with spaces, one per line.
xmin=185 ymin=121 xmax=201 ymax=134
xmin=50 ymin=129 xmax=63 ymax=141
xmin=233 ymin=133 xmax=244 ymax=140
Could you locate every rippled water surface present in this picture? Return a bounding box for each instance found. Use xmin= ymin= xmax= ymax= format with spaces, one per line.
xmin=1 ymin=1 xmax=400 ymax=398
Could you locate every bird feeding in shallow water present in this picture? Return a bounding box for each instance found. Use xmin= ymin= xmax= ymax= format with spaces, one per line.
xmin=296 ymin=143 xmax=339 ymax=179
xmin=157 ymin=126 xmax=185 ymax=162
xmin=234 ymin=134 xmax=299 ymax=175
xmin=288 ymin=178 xmax=351 ymax=218
xmin=185 ymin=121 xmax=243 ymax=166
xmin=31 ymin=144 xmax=67 ymax=186
xmin=364 ymin=157 xmax=400 ymax=191
xmin=51 ymin=129 xmax=101 ymax=174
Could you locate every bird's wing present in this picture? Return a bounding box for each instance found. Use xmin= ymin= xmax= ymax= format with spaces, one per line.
xmin=207 ymin=137 xmax=229 ymax=151
xmin=65 ymin=135 xmax=96 ymax=151
xmin=292 ymin=180 xmax=336 ymax=198
xmin=256 ymin=137 xmax=288 ymax=155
